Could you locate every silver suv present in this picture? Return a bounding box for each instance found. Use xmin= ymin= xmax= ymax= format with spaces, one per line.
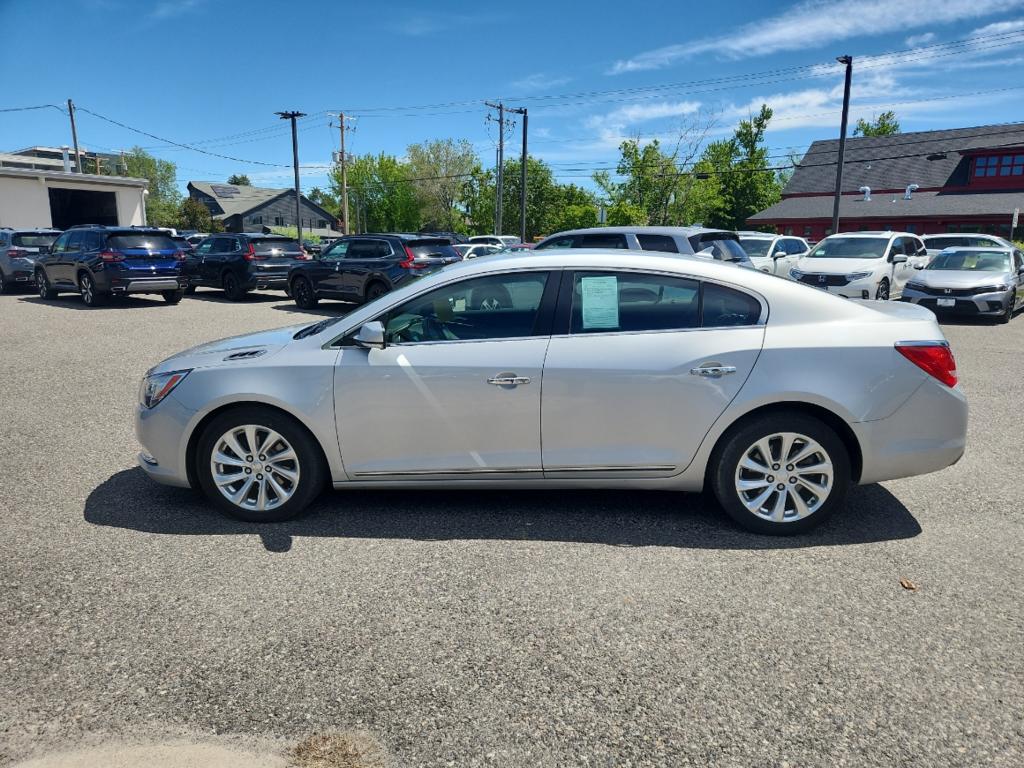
xmin=0 ymin=228 xmax=62 ymax=293
xmin=534 ymin=226 xmax=752 ymax=265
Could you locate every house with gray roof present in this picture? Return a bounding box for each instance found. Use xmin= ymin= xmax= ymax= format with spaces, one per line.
xmin=749 ymin=122 xmax=1024 ymax=241
xmin=187 ymin=181 xmax=340 ymax=236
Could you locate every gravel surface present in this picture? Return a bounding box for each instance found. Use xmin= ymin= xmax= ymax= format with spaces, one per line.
xmin=1 ymin=288 xmax=1021 ymax=767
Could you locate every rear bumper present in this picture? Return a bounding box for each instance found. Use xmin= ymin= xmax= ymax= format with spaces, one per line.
xmin=853 ymin=377 xmax=967 ymax=484
xmin=243 ymin=274 xmax=289 ymax=291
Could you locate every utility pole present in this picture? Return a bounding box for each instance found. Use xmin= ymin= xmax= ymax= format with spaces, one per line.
xmin=67 ymin=99 xmax=82 ymax=174
xmin=831 ymin=56 xmax=853 ymax=236
xmin=276 ymin=110 xmax=306 ymax=243
xmin=336 ymin=113 xmax=354 ymax=235
xmin=485 ymin=101 xmax=505 ymax=235
xmin=507 ymin=106 xmax=528 ymax=243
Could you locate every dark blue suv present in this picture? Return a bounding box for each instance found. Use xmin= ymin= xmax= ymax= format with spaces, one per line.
xmin=35 ymin=227 xmax=187 ymax=307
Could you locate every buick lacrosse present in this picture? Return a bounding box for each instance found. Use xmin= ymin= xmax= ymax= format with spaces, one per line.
xmin=136 ymin=250 xmax=967 ymax=534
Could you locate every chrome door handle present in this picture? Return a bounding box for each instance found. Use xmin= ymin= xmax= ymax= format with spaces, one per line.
xmin=487 ymin=375 xmax=531 ymax=386
xmin=690 ymin=365 xmax=737 ymax=378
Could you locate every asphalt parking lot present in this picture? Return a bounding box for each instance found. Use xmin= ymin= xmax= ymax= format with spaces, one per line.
xmin=1 ymin=288 xmax=1021 ymax=767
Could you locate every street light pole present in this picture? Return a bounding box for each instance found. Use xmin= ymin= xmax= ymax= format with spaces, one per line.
xmin=276 ymin=110 xmax=306 ymax=243
xmin=831 ymin=56 xmax=853 ymax=236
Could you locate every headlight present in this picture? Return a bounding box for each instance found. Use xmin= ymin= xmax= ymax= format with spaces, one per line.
xmin=139 ymin=369 xmax=191 ymax=409
xmin=846 ymin=271 xmax=873 ymax=281
xmin=973 ymin=284 xmax=1009 ymax=294
xmin=905 ymin=281 xmax=926 ymax=291
xmin=790 ymin=268 xmax=803 ymax=279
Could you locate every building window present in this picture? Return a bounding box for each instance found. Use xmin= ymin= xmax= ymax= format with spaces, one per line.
xmin=974 ymin=154 xmax=1024 ymax=178
xmin=249 ymin=215 xmax=263 ymax=224
xmin=318 ymin=219 xmax=327 ymax=229
xmin=783 ymin=226 xmax=793 ymax=235
xmin=905 ymin=223 xmax=916 ymax=233
xmin=274 ymin=216 xmax=284 ymax=226
xmin=803 ymin=226 xmax=812 ymax=237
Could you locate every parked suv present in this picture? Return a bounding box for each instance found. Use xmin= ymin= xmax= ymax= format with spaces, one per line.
xmin=184 ymin=233 xmax=308 ymax=301
xmin=789 ymin=231 xmax=929 ymax=300
xmin=534 ymin=226 xmax=753 ymax=266
xmin=736 ymin=231 xmax=809 ymax=276
xmin=0 ymin=228 xmax=61 ymax=292
xmin=288 ymin=234 xmax=462 ymax=309
xmin=35 ymin=227 xmax=186 ymax=307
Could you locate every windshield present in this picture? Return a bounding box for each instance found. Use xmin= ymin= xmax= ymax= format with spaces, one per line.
xmin=107 ymin=234 xmax=178 ymax=251
xmin=689 ymin=234 xmax=750 ymax=263
xmin=253 ymin=238 xmax=301 ymax=254
xmin=12 ymin=233 xmax=59 ymax=247
xmin=738 ymin=238 xmax=773 ymax=258
xmin=924 ymin=236 xmax=998 ymax=250
xmin=927 ymin=250 xmax=1011 ymax=271
xmin=808 ymin=237 xmax=888 ymax=259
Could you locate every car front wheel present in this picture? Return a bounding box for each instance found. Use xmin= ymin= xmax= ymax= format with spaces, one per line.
xmin=710 ymin=412 xmax=851 ymax=535
xmin=875 ymin=279 xmax=890 ymax=301
xmin=196 ymin=407 xmax=326 ymax=522
xmin=292 ymin=276 xmax=318 ymax=309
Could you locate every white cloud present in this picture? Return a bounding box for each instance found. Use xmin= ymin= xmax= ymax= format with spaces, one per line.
xmin=905 ymin=32 xmax=936 ymax=46
xmin=509 ymin=73 xmax=572 ymax=93
xmin=970 ymin=18 xmax=1024 ymax=35
xmin=597 ymin=100 xmax=703 ymax=127
xmin=609 ymin=0 xmax=1024 ymax=72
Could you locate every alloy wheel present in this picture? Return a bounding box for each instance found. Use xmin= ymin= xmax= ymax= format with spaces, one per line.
xmin=210 ymin=424 xmax=301 ymax=512
xmin=80 ymin=275 xmax=93 ymax=304
xmin=734 ymin=432 xmax=834 ymax=523
xmin=875 ymin=281 xmax=889 ymax=301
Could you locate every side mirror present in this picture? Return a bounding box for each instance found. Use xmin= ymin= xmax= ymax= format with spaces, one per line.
xmin=354 ymin=320 xmax=386 ymax=350
xmin=914 ymin=263 xmax=924 ymax=269
xmin=892 ymin=254 xmax=908 ymax=264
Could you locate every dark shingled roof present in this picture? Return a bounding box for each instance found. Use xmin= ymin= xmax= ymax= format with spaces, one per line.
xmin=750 ymin=190 xmax=1024 ymax=221
xmin=784 ymin=122 xmax=1024 ymax=195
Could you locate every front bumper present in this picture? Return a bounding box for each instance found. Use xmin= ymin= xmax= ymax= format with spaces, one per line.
xmin=135 ymin=395 xmax=195 ymax=487
xmin=854 ymin=376 xmax=967 ymax=484
xmin=901 ymin=288 xmax=1012 ymax=316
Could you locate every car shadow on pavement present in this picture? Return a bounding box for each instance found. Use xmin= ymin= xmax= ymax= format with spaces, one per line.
xmin=185 ymin=290 xmax=286 ymax=304
xmin=19 ymin=295 xmax=174 ymax=310
xmin=85 ymin=468 xmax=921 ymax=553
xmin=272 ymin=301 xmax=359 ymax=317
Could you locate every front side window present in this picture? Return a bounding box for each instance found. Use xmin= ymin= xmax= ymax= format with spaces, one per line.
xmin=51 ymin=233 xmax=69 ymax=254
xmin=809 ymin=237 xmax=888 ymax=259
xmin=738 ymin=238 xmax=773 ymax=258
xmin=321 ymin=240 xmax=349 ymax=260
xmin=569 ymin=272 xmax=700 ymax=334
xmin=65 ymin=231 xmax=84 ymax=253
xmin=381 ymin=272 xmax=550 ymax=344
xmin=636 ymin=234 xmax=679 ymax=253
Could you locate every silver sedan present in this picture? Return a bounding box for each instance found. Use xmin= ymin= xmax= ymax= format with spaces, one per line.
xmin=136 ymin=250 xmax=967 ymax=534
xmin=901 ymin=247 xmax=1024 ymax=324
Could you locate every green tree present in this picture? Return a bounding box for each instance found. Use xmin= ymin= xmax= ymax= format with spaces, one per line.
xmin=406 ymin=138 xmax=479 ymax=231
xmin=227 ymin=173 xmax=251 ymax=185
xmin=122 ymin=147 xmax=181 ymax=227
xmin=606 ymin=201 xmax=648 ymax=226
xmin=853 ymin=111 xmax=900 ymax=137
xmin=307 ymin=187 xmax=339 ymax=216
xmin=177 ymin=197 xmax=217 ymax=231
xmin=334 ymin=153 xmax=420 ymax=232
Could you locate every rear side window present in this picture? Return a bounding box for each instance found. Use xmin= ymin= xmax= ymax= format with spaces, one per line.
xmin=12 ymin=233 xmax=59 ymax=248
xmin=570 ymin=272 xmax=700 ymax=334
xmin=107 ymin=234 xmax=178 ymax=251
xmin=536 ymin=235 xmax=575 ymax=250
xmin=577 ymin=233 xmax=628 ymax=249
xmin=252 ymin=238 xmax=300 ymax=254
xmin=702 ymin=283 xmax=762 ymax=327
xmin=636 ymin=234 xmax=679 ymax=253
xmin=689 ymin=234 xmax=749 ymax=262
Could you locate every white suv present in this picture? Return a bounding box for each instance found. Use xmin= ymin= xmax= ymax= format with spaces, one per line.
xmin=736 ymin=232 xmax=809 ymax=277
xmin=790 ymin=231 xmax=928 ymax=300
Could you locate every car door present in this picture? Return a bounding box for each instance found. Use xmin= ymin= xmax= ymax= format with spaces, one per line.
xmin=56 ymin=231 xmax=84 ymax=285
xmin=1014 ymin=250 xmax=1024 ymax=309
xmin=541 ymin=270 xmax=765 ymax=476
xmin=313 ymin=239 xmax=350 ymax=295
xmin=191 ymin=238 xmax=215 ymax=285
xmin=885 ymin=237 xmax=909 ymax=298
xmin=200 ymin=236 xmax=228 ymax=284
xmin=783 ymin=238 xmax=808 ymax=275
xmin=337 ymin=238 xmax=390 ymax=298
xmin=333 ymin=269 xmax=556 ymax=477
xmin=767 ymin=238 xmax=788 ymax=275
xmin=41 ymin=232 xmax=68 ymax=283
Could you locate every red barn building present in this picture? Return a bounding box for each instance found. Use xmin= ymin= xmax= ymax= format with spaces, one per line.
xmin=749 ymin=122 xmax=1024 ymax=242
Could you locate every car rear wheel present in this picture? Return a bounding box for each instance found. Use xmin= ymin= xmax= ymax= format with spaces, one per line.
xmin=293 ymin=276 xmax=318 ymax=309
xmin=196 ymin=407 xmax=326 ymax=522
xmin=163 ymin=289 xmax=184 ymax=304
xmin=37 ymin=270 xmax=57 ymax=299
xmin=183 ymin=285 xmax=196 ymax=295
xmin=222 ymin=272 xmax=247 ymax=301
xmin=875 ymin=279 xmax=890 ymax=301
xmin=364 ymin=281 xmax=387 ymax=302
xmin=0 ymin=270 xmax=10 ymax=294
xmin=79 ymin=273 xmax=106 ymax=307
xmin=710 ymin=412 xmax=851 ymax=535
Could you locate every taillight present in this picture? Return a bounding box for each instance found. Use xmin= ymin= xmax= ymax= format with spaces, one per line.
xmin=399 ymin=246 xmax=430 ymax=269
xmin=7 ymin=248 xmax=29 ymax=258
xmin=296 ymin=248 xmax=311 ymax=261
xmin=173 ymin=250 xmax=186 ymax=261
xmin=99 ymin=250 xmax=124 ymax=263
xmin=895 ymin=342 xmax=958 ymax=387
xmin=243 ymin=243 xmax=264 ymax=261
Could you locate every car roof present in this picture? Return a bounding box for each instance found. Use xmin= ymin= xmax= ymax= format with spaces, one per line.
xmin=542 ymin=225 xmax=734 ymax=238
xmin=9 ymin=228 xmax=61 ymax=234
xmin=820 ymin=231 xmax=911 ymax=238
xmin=922 ymin=233 xmax=1004 ymax=239
xmin=736 ymin=231 xmax=780 ymax=238
xmin=936 ymin=246 xmax=1013 ymax=252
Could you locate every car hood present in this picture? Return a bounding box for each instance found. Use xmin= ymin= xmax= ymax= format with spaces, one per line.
xmin=796 ymin=257 xmax=885 ymax=274
xmin=912 ymin=269 xmax=1013 ymax=288
xmin=148 ymin=323 xmax=308 ymax=375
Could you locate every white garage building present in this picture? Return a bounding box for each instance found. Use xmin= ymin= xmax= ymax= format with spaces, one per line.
xmin=0 ymin=165 xmax=148 ymax=230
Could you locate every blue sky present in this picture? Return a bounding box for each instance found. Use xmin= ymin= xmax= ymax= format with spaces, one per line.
xmin=2 ymin=0 xmax=1023 ymax=195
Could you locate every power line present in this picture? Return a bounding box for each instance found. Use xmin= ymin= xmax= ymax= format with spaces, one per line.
xmin=0 ymin=104 xmax=66 ymax=114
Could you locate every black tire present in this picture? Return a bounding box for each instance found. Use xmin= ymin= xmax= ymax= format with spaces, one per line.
xmin=78 ymin=272 xmax=107 ymax=307
xmin=196 ymin=406 xmax=327 ymax=523
xmin=875 ymin=279 xmax=890 ymax=301
xmin=222 ymin=272 xmax=248 ymax=301
xmin=37 ymin=270 xmax=57 ymax=300
xmin=710 ymin=411 xmax=851 ymax=535
xmin=163 ymin=289 xmax=184 ymax=305
xmin=183 ymin=285 xmax=196 ymax=296
xmin=0 ymin=270 xmax=11 ymax=294
xmin=292 ymin=276 xmax=319 ymax=309
xmin=364 ymin=281 xmax=388 ymax=302
xmin=997 ymin=298 xmax=1013 ymax=324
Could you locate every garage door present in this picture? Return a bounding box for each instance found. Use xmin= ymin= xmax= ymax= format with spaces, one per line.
xmin=48 ymin=188 xmax=118 ymax=229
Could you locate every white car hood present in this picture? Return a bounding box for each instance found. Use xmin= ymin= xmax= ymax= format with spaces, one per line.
xmin=796 ymin=257 xmax=885 ymax=275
